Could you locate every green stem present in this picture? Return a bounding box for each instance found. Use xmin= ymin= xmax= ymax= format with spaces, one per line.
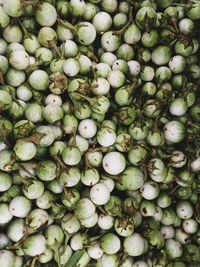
xmin=17 ymin=18 xmax=28 ymax=35
xmin=70 ymin=127 xmax=78 ymax=148
xmin=18 ymin=164 xmax=37 ymax=180
xmin=0 ymin=71 xmax=4 ymax=85
xmin=21 ymin=0 xmax=39 ymax=7
xmin=49 ymin=39 xmax=62 ymax=58
xmin=60 ymin=42 xmax=65 ymax=59
xmin=170 ymin=184 xmax=179 ymax=195
xmin=84 ymin=152 xmax=90 ymax=170
xmin=29 ymin=257 xmax=38 ymax=267
xmin=19 ymin=132 xmax=45 ymax=145
xmin=97 ymin=205 xmax=106 ymax=214
xmin=90 ymin=66 xmax=97 ymax=80
xmin=171 ymin=17 xmax=179 ymax=33
xmin=57 ymin=18 xmax=77 ymax=34
xmin=25 ymin=59 xmax=44 ymax=73
xmin=114 ymin=7 xmax=133 ymax=37
xmin=89 ymin=235 xmax=101 ymax=243
xmin=54 ymin=155 xmax=68 ymax=171
xmin=70 ymin=92 xmax=95 ymax=105
xmin=126 ymin=78 xmax=139 ymax=94
xmin=172 ymin=3 xmax=190 ymax=7
xmin=187 ymin=121 xmax=200 ymax=130
xmin=175 ymin=177 xmax=192 ymax=187
xmin=88 ymin=146 xmax=111 ymax=153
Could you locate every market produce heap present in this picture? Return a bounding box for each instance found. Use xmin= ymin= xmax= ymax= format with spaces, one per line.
xmin=0 ymin=0 xmax=200 ymax=266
